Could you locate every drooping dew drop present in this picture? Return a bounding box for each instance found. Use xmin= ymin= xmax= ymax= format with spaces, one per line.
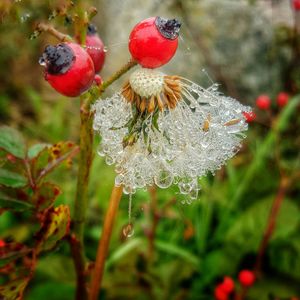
xmin=38 ymin=57 xmax=47 ymax=67
xmin=122 ymin=193 xmax=134 ymax=238
xmin=154 ymin=167 xmax=173 ymax=189
xmin=103 ymin=46 xmax=108 ymax=53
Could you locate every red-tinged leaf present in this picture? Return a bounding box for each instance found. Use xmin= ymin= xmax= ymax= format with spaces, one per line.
xmin=36 ymin=205 xmax=70 ymax=253
xmin=0 ymin=169 xmax=27 ymax=188
xmin=0 ymin=277 xmax=29 ymax=300
xmin=0 ymin=242 xmax=30 ymax=268
xmin=0 ymin=126 xmax=26 ymax=159
xmin=31 ymin=141 xmax=78 ymax=181
xmin=0 ymin=189 xmax=34 ymax=212
xmin=32 ymin=182 xmax=61 ymax=211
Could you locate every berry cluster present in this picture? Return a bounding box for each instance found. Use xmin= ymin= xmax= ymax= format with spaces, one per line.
xmin=214 ymin=270 xmax=256 ymax=300
xmin=40 ymin=17 xmax=181 ymax=97
xmin=39 ymin=24 xmax=105 ymax=97
xmin=242 ymin=92 xmax=291 ymax=124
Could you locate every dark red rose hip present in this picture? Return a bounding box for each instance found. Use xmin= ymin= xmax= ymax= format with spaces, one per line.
xmin=39 ymin=42 xmax=95 ymax=97
xmin=85 ymin=24 xmax=106 ymax=73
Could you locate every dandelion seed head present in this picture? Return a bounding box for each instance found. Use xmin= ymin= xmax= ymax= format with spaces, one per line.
xmin=93 ymin=67 xmax=251 ymax=201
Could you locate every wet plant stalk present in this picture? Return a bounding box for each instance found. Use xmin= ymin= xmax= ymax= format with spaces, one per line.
xmin=89 ymin=185 xmax=123 ymax=300
xmin=71 ymin=60 xmax=136 ymax=300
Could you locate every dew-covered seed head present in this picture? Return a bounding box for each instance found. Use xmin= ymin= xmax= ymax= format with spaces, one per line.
xmin=39 ymin=43 xmax=75 ymax=75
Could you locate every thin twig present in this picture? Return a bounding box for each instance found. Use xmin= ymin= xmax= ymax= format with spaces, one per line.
xmin=36 ymin=23 xmax=73 ymax=42
xmin=89 ymin=185 xmax=123 ymax=300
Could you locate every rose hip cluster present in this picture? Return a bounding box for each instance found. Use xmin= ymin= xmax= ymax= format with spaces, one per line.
xmin=214 ymin=270 xmax=255 ymax=300
xmin=242 ymin=92 xmax=291 ymax=123
xmin=40 ymin=17 xmax=181 ymax=97
xmin=39 ymin=24 xmax=105 ymax=97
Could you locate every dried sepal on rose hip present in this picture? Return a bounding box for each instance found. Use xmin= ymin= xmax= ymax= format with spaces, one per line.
xmin=39 ymin=43 xmax=95 ymax=97
xmin=85 ymin=24 xmax=106 ymax=73
xmin=129 ymin=16 xmax=181 ymax=68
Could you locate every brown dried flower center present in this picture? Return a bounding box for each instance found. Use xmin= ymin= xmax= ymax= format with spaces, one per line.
xmin=122 ymin=68 xmax=182 ymax=113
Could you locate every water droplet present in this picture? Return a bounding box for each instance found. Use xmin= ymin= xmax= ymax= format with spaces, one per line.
xmin=122 ymin=223 xmax=134 ymax=238
xmin=38 ymin=57 xmax=46 ymax=67
xmin=154 ymin=167 xmax=173 ymax=189
xmin=103 ymin=46 xmax=108 ymax=53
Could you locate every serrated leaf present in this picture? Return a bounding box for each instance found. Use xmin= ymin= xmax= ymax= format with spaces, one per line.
xmin=36 ymin=205 xmax=70 ymax=253
xmin=0 ymin=126 xmax=26 ymax=159
xmin=0 ymin=169 xmax=27 ymax=188
xmin=32 ymin=182 xmax=61 ymax=211
xmin=31 ymin=141 xmax=77 ymax=181
xmin=0 ymin=190 xmax=33 ymax=211
xmin=225 ymin=198 xmax=300 ymax=251
xmin=0 ymin=277 xmax=29 ymax=300
xmin=27 ymin=143 xmax=50 ymax=159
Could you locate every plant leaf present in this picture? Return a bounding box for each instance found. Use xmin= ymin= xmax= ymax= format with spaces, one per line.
xmin=0 ymin=190 xmax=33 ymax=211
xmin=225 ymin=198 xmax=300 ymax=251
xmin=36 ymin=205 xmax=70 ymax=253
xmin=31 ymin=141 xmax=77 ymax=181
xmin=0 ymin=126 xmax=26 ymax=159
xmin=0 ymin=277 xmax=29 ymax=300
xmin=0 ymin=242 xmax=30 ymax=268
xmin=27 ymin=143 xmax=50 ymax=159
xmin=0 ymin=169 xmax=27 ymax=188
xmin=32 ymin=182 xmax=61 ymax=211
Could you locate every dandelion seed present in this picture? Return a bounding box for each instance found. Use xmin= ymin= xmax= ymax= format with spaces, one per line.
xmin=93 ymin=67 xmax=251 ymax=202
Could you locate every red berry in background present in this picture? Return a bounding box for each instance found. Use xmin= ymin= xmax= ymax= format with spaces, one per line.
xmin=219 ymin=276 xmax=235 ymax=294
xmin=256 ymin=94 xmax=271 ymax=110
xmin=243 ymin=111 xmax=256 ymax=122
xmin=85 ymin=24 xmax=106 ymax=73
xmin=129 ymin=16 xmax=181 ymax=68
xmin=214 ymin=285 xmax=228 ymax=300
xmin=276 ymin=92 xmax=290 ymax=107
xmin=238 ymin=270 xmax=256 ymax=287
xmin=292 ymin=0 xmax=300 ymax=10
xmin=39 ymin=43 xmax=95 ymax=97
xmin=94 ymin=74 xmax=103 ymax=86
xmin=0 ymin=240 xmax=6 ymax=247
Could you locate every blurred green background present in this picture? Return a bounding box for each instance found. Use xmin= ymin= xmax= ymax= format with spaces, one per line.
xmin=0 ymin=0 xmax=300 ymax=299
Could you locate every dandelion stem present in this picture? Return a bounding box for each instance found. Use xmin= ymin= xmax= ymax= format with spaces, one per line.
xmin=89 ymin=185 xmax=123 ymax=300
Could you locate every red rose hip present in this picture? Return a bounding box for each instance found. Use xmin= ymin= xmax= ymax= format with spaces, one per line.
xmin=214 ymin=285 xmax=228 ymax=300
xmin=129 ymin=16 xmax=181 ymax=68
xmin=238 ymin=270 xmax=255 ymax=287
xmin=219 ymin=276 xmax=235 ymax=294
xmin=243 ymin=111 xmax=256 ymax=122
xmin=256 ymin=94 xmax=271 ymax=110
xmin=292 ymin=0 xmax=300 ymax=10
xmin=39 ymin=43 xmax=95 ymax=97
xmin=86 ymin=24 xmax=106 ymax=73
xmin=276 ymin=92 xmax=289 ymax=107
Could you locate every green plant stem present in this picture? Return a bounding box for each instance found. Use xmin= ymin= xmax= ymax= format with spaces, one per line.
xmin=89 ymin=185 xmax=123 ymax=300
xmin=70 ymin=60 xmax=137 ymax=300
xmin=71 ymin=95 xmax=94 ymax=300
